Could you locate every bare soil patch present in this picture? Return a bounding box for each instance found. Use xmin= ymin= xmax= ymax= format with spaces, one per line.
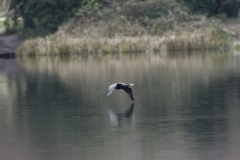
xmin=0 ymin=34 xmax=23 ymax=54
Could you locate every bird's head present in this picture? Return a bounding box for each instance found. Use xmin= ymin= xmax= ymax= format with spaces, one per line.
xmin=129 ymin=83 xmax=134 ymax=87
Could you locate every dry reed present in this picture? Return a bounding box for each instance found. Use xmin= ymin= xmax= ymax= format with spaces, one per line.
xmin=17 ymin=29 xmax=229 ymax=56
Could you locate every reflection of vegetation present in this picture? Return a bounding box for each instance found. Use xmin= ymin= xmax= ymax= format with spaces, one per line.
xmin=17 ymin=53 xmax=232 ymax=106
xmin=13 ymin=71 xmax=105 ymax=150
xmin=2 ymin=54 xmax=239 ymax=158
xmin=181 ymin=76 xmax=229 ymax=146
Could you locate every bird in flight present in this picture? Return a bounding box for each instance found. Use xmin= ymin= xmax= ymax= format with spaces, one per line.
xmin=107 ymin=83 xmax=135 ymax=101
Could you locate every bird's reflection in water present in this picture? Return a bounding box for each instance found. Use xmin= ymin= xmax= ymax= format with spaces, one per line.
xmin=108 ymin=103 xmax=135 ymax=126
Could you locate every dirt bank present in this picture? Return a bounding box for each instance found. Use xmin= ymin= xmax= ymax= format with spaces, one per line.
xmin=0 ymin=34 xmax=23 ymax=54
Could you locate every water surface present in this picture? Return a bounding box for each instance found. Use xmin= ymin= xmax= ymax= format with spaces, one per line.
xmin=0 ymin=53 xmax=240 ymax=160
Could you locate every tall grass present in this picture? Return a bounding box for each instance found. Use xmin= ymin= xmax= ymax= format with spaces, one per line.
xmin=165 ymin=30 xmax=229 ymax=52
xmin=17 ymin=28 xmax=229 ymax=56
xmin=17 ymin=31 xmax=164 ymax=56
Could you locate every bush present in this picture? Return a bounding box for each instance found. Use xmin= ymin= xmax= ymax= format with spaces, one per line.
xmin=184 ymin=0 xmax=240 ymax=18
xmin=9 ymin=0 xmax=109 ymax=32
xmin=10 ymin=0 xmax=82 ymax=31
xmin=4 ymin=11 xmax=22 ymax=34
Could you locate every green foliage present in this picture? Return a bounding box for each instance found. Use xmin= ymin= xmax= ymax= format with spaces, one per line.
xmin=75 ymin=0 xmax=102 ymax=17
xmin=61 ymin=0 xmax=229 ymax=38
xmin=216 ymin=13 xmax=228 ymax=20
xmin=184 ymin=0 xmax=217 ymax=15
xmin=10 ymin=0 xmax=83 ymax=31
xmin=184 ymin=0 xmax=240 ymax=18
xmin=4 ymin=11 xmax=22 ymax=34
xmin=9 ymin=0 xmax=110 ymax=32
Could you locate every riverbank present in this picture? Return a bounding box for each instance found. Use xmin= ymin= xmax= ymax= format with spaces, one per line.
xmin=1 ymin=1 xmax=240 ymax=56
xmin=0 ymin=34 xmax=23 ymax=55
xmin=16 ymin=21 xmax=231 ymax=56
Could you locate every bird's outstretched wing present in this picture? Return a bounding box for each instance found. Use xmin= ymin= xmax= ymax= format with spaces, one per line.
xmin=107 ymin=83 xmax=117 ymax=96
xmin=122 ymin=87 xmax=134 ymax=101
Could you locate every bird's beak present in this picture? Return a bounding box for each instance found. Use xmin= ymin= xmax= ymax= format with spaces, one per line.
xmin=130 ymin=84 xmax=134 ymax=86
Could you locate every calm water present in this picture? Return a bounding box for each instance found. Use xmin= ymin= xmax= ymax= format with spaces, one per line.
xmin=0 ymin=53 xmax=240 ymax=160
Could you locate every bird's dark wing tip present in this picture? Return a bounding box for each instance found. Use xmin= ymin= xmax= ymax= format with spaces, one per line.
xmin=122 ymin=86 xmax=135 ymax=101
xmin=129 ymin=88 xmax=134 ymax=101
